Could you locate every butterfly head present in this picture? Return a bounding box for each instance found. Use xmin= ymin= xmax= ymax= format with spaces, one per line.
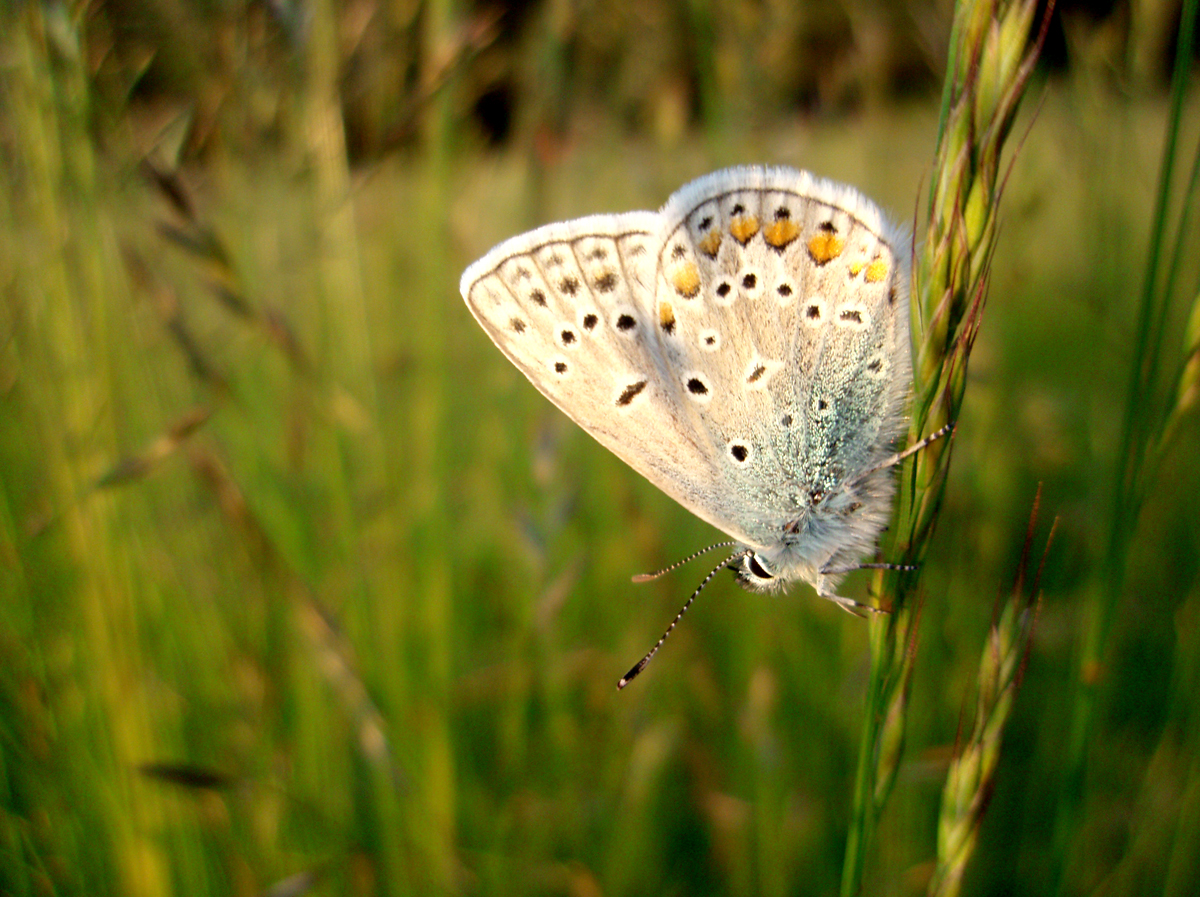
xmin=730 ymin=549 xmax=780 ymax=592
xmin=729 ymin=498 xmax=869 ymax=594
xmin=729 ymin=546 xmax=823 ymax=594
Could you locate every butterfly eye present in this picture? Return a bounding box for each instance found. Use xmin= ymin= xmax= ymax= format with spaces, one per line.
xmin=747 ymin=554 xmax=774 ymax=580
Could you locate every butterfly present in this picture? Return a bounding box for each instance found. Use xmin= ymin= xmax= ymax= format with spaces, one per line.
xmin=461 ymin=165 xmax=941 ymax=686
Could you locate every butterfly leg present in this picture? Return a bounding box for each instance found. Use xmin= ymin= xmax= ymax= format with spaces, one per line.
xmin=822 ymin=592 xmax=885 ymax=617
xmin=821 ymin=560 xmax=917 ymax=576
xmin=844 ymin=422 xmax=955 ymax=490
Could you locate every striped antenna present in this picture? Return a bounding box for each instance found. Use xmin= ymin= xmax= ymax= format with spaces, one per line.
xmin=631 ymin=541 xmax=740 ymax=583
xmin=618 ymin=549 xmax=746 ymax=690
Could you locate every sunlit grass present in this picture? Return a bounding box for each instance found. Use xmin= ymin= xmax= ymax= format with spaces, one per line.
xmin=3 ymin=5 xmax=1200 ymax=896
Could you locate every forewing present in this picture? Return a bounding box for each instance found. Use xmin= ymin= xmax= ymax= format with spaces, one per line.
xmin=460 ymin=212 xmax=724 ymax=510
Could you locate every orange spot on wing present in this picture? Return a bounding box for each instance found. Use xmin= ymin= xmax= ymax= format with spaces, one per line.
xmin=807 ymin=233 xmax=845 ymax=265
xmin=730 ymin=216 xmax=759 ymax=245
xmin=670 ymin=262 xmax=701 ymax=298
xmin=764 ymin=218 xmax=800 ymax=249
xmin=698 ymin=230 xmax=722 ymax=258
xmin=659 ymin=302 xmax=676 ymax=331
xmin=865 ymin=258 xmax=889 ymax=282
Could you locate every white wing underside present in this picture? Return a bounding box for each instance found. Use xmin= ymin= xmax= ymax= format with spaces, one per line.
xmin=461 ymin=166 xmax=910 ymax=557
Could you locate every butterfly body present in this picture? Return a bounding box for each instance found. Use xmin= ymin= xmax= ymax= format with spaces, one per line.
xmin=461 ymin=166 xmax=910 ymax=610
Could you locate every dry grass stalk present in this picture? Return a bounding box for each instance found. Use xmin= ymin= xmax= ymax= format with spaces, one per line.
xmin=927 ymin=490 xmax=1054 ymax=897
xmin=842 ymin=2 xmax=1052 ymax=893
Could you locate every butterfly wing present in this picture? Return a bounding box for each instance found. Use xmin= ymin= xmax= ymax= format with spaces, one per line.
xmin=461 ymin=166 xmax=910 ymax=560
xmin=460 ymin=211 xmax=726 ymax=515
xmin=642 ymin=166 xmax=911 ymax=555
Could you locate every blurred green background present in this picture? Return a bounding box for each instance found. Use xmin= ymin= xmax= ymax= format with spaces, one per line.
xmin=3 ymin=1 xmax=1199 ymax=895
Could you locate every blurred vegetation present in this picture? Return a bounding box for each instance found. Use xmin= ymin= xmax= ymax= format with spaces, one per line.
xmin=54 ymin=0 xmax=1196 ymax=160
xmin=2 ymin=1 xmax=1200 ymax=896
